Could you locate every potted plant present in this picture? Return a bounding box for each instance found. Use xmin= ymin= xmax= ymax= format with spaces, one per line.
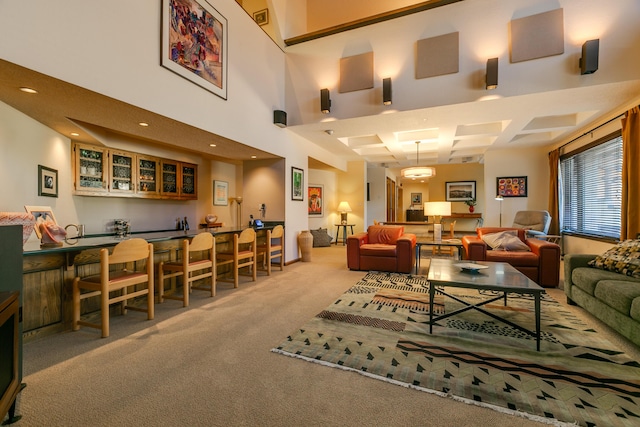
xmin=465 ymin=198 xmax=477 ymax=213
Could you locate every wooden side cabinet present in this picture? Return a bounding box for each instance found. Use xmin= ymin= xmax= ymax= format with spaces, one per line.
xmin=73 ymin=143 xmax=108 ymax=195
xmin=137 ymin=155 xmax=160 ymax=197
xmin=180 ymin=163 xmax=197 ymax=200
xmin=109 ymin=149 xmax=136 ymax=196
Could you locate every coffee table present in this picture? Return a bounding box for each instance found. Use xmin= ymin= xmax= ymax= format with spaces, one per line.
xmin=415 ymin=238 xmax=463 ymax=273
xmin=427 ymin=258 xmax=544 ymax=351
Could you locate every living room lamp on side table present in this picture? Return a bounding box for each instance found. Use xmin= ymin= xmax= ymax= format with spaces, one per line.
xmin=337 ymin=201 xmax=352 ymax=225
xmin=424 ymin=201 xmax=451 ymax=241
xmin=495 ymin=194 xmax=504 ymax=227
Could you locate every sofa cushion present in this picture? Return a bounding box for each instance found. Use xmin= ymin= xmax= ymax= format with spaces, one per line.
xmin=631 ymin=297 xmax=640 ymax=322
xmin=594 ymin=280 xmax=640 ymax=316
xmin=310 ymin=228 xmax=332 ymax=247
xmin=367 ymin=225 xmax=403 ymax=245
xmin=359 ymin=243 xmax=398 ymax=257
xmin=588 ymin=239 xmax=640 ymax=278
xmin=570 ymin=267 xmax=639 ymax=296
xmin=482 ymin=230 xmax=530 ymax=251
xmin=486 ymin=250 xmax=538 ymax=266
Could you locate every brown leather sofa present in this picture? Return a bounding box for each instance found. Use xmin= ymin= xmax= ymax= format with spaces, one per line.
xmin=462 ymin=227 xmax=560 ymax=288
xmin=347 ymin=225 xmax=416 ymax=273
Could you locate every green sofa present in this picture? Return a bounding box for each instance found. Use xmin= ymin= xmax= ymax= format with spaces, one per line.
xmin=564 ymin=253 xmax=640 ymax=347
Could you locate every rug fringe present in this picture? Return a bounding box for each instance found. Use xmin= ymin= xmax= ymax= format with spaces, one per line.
xmin=271 ymin=348 xmax=575 ymax=427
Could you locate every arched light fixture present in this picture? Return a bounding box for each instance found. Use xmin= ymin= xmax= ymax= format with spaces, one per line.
xmin=401 ymin=141 xmax=436 ymax=179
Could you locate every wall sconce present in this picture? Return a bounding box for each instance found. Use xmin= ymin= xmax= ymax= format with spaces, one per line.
xmin=320 ymin=88 xmax=331 ymax=114
xmin=273 ymin=110 xmax=287 ymax=128
xmin=423 ymin=201 xmax=451 ymax=241
xmin=382 ymin=78 xmax=392 ymax=105
xmin=580 ymin=39 xmax=599 ymax=75
xmin=337 ymin=201 xmax=352 ymax=224
xmin=486 ymin=58 xmax=498 ymax=90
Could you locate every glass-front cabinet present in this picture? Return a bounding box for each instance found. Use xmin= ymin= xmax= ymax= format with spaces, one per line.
xmin=74 ymin=143 xmax=108 ymax=195
xmin=109 ymin=149 xmax=135 ymax=196
xmin=137 ymin=155 xmax=160 ymax=197
xmin=72 ymin=143 xmax=197 ymax=200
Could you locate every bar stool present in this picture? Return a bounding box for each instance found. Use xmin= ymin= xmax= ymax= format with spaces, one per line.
xmin=158 ymin=232 xmax=216 ymax=307
xmin=217 ymin=228 xmax=257 ymax=287
xmin=257 ymin=225 xmax=284 ymax=275
xmin=72 ymin=238 xmax=154 ymax=338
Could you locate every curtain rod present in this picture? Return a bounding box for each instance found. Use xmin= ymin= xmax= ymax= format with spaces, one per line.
xmin=554 ymin=113 xmax=625 ymax=153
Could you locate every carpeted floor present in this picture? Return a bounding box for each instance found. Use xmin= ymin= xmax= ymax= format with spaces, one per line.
xmin=273 ymin=271 xmax=640 ymax=427
xmin=6 ymin=245 xmax=640 ymax=426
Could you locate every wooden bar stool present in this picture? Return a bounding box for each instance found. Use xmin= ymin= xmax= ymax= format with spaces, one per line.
xmin=158 ymin=232 xmax=216 ymax=307
xmin=217 ymin=228 xmax=257 ymax=287
xmin=72 ymin=238 xmax=154 ymax=338
xmin=257 ymin=225 xmax=284 ymax=275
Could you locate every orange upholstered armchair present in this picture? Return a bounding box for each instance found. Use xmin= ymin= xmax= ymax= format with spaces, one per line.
xmin=347 ymin=225 xmax=416 ymax=273
xmin=462 ymin=227 xmax=560 ymax=288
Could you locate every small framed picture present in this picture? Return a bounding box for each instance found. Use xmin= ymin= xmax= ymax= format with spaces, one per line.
xmin=213 ymin=180 xmax=228 ymax=205
xmin=497 ymin=176 xmax=528 ymax=197
xmin=308 ymin=185 xmax=323 ymax=216
xmin=411 ymin=192 xmax=422 ymax=206
xmin=24 ymin=205 xmax=58 ymax=239
xmin=38 ymin=165 xmax=58 ymax=198
xmin=291 ymin=167 xmax=304 ymax=201
xmin=445 ymin=181 xmax=476 ymax=202
xmin=253 ymin=8 xmax=268 ymax=26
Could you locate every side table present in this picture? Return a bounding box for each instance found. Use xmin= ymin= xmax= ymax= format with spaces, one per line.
xmin=334 ymin=224 xmax=355 ymax=245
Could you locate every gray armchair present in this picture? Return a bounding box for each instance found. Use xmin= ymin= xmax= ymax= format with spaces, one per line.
xmin=512 ymin=210 xmax=551 ymax=238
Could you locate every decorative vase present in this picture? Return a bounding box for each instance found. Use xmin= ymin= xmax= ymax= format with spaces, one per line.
xmin=298 ymin=230 xmax=313 ymax=262
xmin=468 ymin=205 xmax=475 ymax=213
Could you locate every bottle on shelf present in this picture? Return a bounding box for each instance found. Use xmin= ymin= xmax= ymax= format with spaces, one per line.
xmin=183 ymin=216 xmax=189 ymax=231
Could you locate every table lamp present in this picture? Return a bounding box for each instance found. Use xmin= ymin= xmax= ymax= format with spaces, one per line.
xmin=337 ymin=201 xmax=352 ymax=225
xmin=423 ymin=201 xmax=451 ymax=241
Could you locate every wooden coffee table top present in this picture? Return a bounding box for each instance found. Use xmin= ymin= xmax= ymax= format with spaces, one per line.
xmin=427 ymin=258 xmax=544 ymax=294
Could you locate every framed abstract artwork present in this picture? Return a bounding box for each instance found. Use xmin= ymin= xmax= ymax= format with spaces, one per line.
xmin=497 ymin=176 xmax=528 ymax=197
xmin=308 ymin=185 xmax=323 ymax=216
xmin=161 ymin=0 xmax=228 ymax=99
xmin=291 ymin=167 xmax=303 ymax=201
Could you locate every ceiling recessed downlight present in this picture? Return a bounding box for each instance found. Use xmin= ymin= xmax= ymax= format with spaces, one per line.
xmin=19 ymin=87 xmax=38 ymax=94
xmin=70 ymin=132 xmax=79 ymax=136
xmin=138 ymin=122 xmax=149 ymax=127
xmin=209 ymin=143 xmax=217 ymax=147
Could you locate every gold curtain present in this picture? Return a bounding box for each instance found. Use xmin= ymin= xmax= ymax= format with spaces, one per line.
xmin=548 ymin=149 xmax=560 ymax=235
xmin=621 ymin=106 xmax=640 ymax=240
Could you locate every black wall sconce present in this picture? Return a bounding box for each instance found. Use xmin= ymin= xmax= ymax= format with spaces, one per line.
xmin=580 ymin=39 xmax=599 ymax=75
xmin=320 ymin=88 xmax=331 ymax=114
xmin=273 ymin=110 xmax=287 ymax=128
xmin=486 ymin=58 xmax=498 ymax=90
xmin=382 ymin=78 xmax=392 ymax=105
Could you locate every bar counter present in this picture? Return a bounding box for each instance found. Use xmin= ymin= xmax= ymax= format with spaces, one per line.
xmin=20 ymin=226 xmax=278 ymax=341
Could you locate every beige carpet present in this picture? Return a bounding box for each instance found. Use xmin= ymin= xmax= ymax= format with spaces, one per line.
xmin=8 ymin=246 xmax=640 ymax=426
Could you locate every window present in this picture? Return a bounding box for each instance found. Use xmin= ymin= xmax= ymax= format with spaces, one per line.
xmin=560 ymin=131 xmax=622 ymax=239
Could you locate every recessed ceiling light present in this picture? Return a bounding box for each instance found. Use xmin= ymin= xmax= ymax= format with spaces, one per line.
xmin=251 ymin=155 xmax=257 ymax=159
xmin=138 ymin=122 xmax=149 ymax=127
xmin=19 ymin=87 xmax=38 ymax=94
xmin=70 ymin=132 xmax=79 ymax=136
xmin=209 ymin=143 xmax=217 ymax=147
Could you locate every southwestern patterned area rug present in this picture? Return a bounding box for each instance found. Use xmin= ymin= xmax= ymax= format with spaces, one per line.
xmin=272 ymin=272 xmax=640 ymax=427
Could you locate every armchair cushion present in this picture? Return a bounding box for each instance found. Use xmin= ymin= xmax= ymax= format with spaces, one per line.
xmin=481 ymin=230 xmax=531 ymax=251
xmin=347 ymin=225 xmax=416 ymax=274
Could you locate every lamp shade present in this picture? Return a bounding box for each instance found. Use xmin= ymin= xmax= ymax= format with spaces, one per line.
xmin=423 ymin=201 xmax=451 ymax=217
xmin=337 ymin=201 xmax=352 ymax=212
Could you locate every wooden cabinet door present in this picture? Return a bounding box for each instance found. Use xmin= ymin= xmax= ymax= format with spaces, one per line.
xmin=137 ymin=155 xmax=160 ymax=197
xmin=73 ymin=143 xmax=108 ymax=195
xmin=160 ymin=160 xmax=179 ymax=198
xmin=108 ymin=149 xmax=135 ymax=196
xmin=180 ymin=163 xmax=197 ymax=200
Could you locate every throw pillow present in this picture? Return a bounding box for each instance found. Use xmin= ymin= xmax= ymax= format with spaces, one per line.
xmin=310 ymin=228 xmax=332 ymax=247
xmin=588 ymin=239 xmax=640 ymax=278
xmin=482 ymin=231 xmax=531 ymax=251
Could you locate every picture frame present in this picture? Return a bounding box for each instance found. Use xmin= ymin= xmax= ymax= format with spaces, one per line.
xmin=213 ymin=180 xmax=228 ymax=205
xmin=308 ymin=184 xmax=323 ymax=216
xmin=291 ymin=167 xmax=304 ymax=201
xmin=38 ymin=165 xmax=58 ymax=198
xmin=253 ymin=8 xmax=268 ymax=26
xmin=161 ymin=0 xmax=228 ymax=100
xmin=445 ymin=181 xmax=476 ymax=202
xmin=497 ymin=176 xmax=528 ymax=197
xmin=24 ymin=205 xmax=58 ymax=239
xmin=410 ymin=192 xmax=422 ymax=206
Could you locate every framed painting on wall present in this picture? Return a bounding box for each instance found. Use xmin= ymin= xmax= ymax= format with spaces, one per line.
xmin=411 ymin=192 xmax=422 ymax=206
xmin=445 ymin=181 xmax=476 ymax=202
xmin=213 ymin=180 xmax=228 ymax=205
xmin=497 ymin=176 xmax=528 ymax=197
xmin=308 ymin=185 xmax=323 ymax=216
xmin=291 ymin=167 xmax=303 ymax=201
xmin=161 ymin=0 xmax=228 ymax=100
xmin=38 ymin=165 xmax=58 ymax=198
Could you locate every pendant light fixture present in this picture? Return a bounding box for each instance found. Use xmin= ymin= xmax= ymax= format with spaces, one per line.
xmin=401 ymin=141 xmax=436 ymax=179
